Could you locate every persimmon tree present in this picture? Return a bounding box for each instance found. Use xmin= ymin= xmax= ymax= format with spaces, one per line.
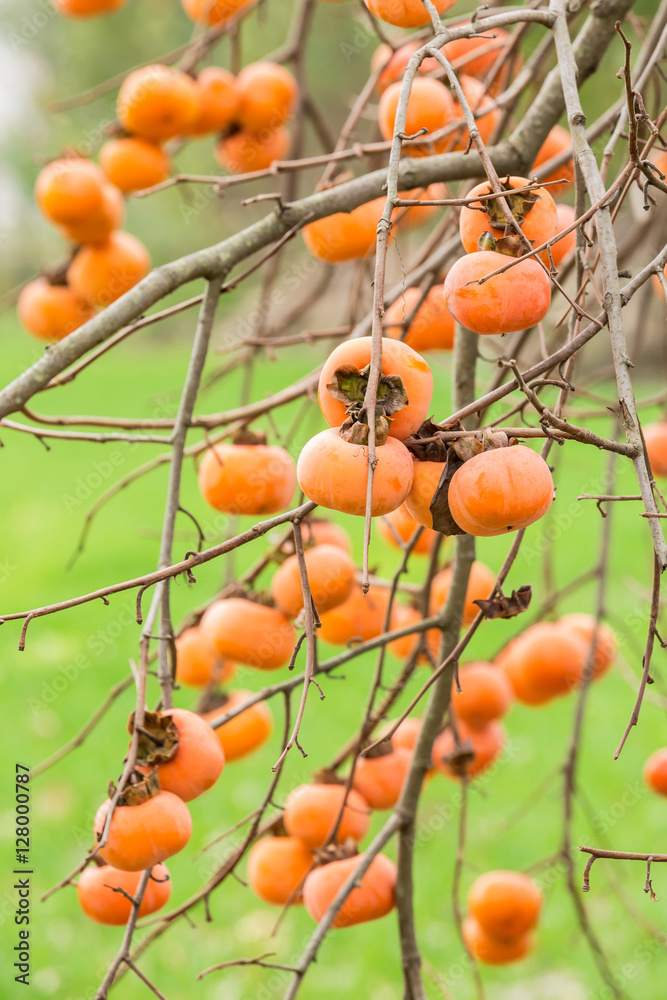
xmin=4 ymin=0 xmax=667 ymax=997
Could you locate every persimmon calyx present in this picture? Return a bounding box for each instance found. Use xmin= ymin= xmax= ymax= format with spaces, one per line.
xmin=106 ymin=768 xmax=161 ymax=808
xmin=478 ymin=178 xmax=540 ymax=230
xmin=439 ymin=736 xmax=476 ymax=777
xmin=328 ymin=363 xmax=409 ymax=446
xmin=312 ymin=767 xmax=347 ymax=786
xmin=129 ymin=710 xmax=180 ymax=767
xmin=313 ymin=840 xmax=359 ymax=865
xmin=362 ymin=738 xmax=395 ymax=759
xmin=477 ymin=230 xmax=529 ymax=258
xmin=231 ymin=427 xmax=267 ymax=446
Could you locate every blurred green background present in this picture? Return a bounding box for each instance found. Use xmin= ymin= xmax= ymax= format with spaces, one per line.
xmin=1 ymin=1 xmax=667 ymax=999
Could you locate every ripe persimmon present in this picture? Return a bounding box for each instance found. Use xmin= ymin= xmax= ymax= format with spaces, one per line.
xmin=468 ymin=869 xmax=543 ymax=940
xmin=302 ymin=197 xmax=385 ymax=263
xmin=198 ymin=439 xmax=296 ymax=515
xmin=450 ymin=76 xmax=501 ymax=151
xmin=182 ymin=0 xmax=254 ymax=25
xmin=371 ymin=41 xmax=420 ymax=94
xmin=214 ymin=126 xmax=291 ymax=173
xmin=297 ymin=429 xmax=414 ymax=517
xmin=35 ymin=157 xmax=107 ymax=225
xmin=319 ymin=584 xmax=391 ymax=646
xmin=247 ymin=836 xmax=314 ymax=905
xmin=67 ymin=231 xmax=150 ymax=307
xmin=271 ymin=544 xmax=356 ymax=619
xmin=442 ymin=28 xmax=510 ymax=80
xmin=318 ymin=336 xmax=433 ymax=441
xmin=77 ymin=863 xmax=171 ymax=925
xmin=94 ymin=789 xmax=192 ymax=871
xmin=391 ymin=716 xmax=421 ymax=752
xmin=235 ymin=61 xmax=298 ymax=132
xmin=117 ymin=64 xmax=200 ymax=141
xmin=643 ymin=422 xmax=667 ymax=476
xmin=143 ymin=708 xmax=225 ymax=802
xmin=364 ymin=0 xmax=454 ymax=29
xmin=463 ymin=916 xmax=534 ymax=965
xmin=99 ymin=138 xmax=170 ymax=193
xmin=385 ymin=286 xmax=455 ymax=352
xmin=452 ymin=662 xmax=513 ymax=729
xmin=58 ymin=183 xmax=125 ymax=245
xmin=353 ymin=744 xmax=412 ymax=809
xmin=499 ymin=622 xmax=587 ymax=705
xmin=55 ymin=0 xmax=125 ymax=14
xmin=378 ymin=78 xmax=455 ymax=155
xmin=644 ymin=748 xmax=667 ymax=796
xmin=444 ymin=250 xmax=551 ymax=335
xmin=175 ymin=626 xmax=234 ymax=688
xmin=205 ymin=690 xmax=273 ymax=761
xmin=283 ymin=783 xmax=371 ymax=848
xmin=429 ymin=560 xmax=496 ymax=626
xmin=531 ymin=124 xmax=574 ymax=196
xmin=448 ymin=445 xmax=554 ymax=536
xmin=388 ymin=603 xmax=439 ymax=663
xmin=17 ymin=278 xmax=95 ymax=342
xmin=378 ymin=503 xmax=439 ymax=554
xmin=187 ymin=67 xmax=239 ymax=135
xmin=200 ymin=598 xmax=296 ymax=670
xmin=404 ymin=459 xmax=445 ymax=529
xmin=559 ymin=613 xmax=616 ymax=679
xmin=551 ymin=203 xmax=576 ymax=267
xmin=304 ymin=852 xmax=397 ymax=927
xmin=433 ymin=719 xmax=505 ymax=780
xmin=302 ymin=519 xmax=352 ymax=553
xmin=459 ymin=177 xmax=558 ymax=257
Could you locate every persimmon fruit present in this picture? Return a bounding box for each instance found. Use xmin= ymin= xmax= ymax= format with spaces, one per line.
xmin=283 ymin=783 xmax=370 ymax=848
xmin=447 ymin=445 xmax=554 ymax=536
xmin=318 ymin=336 xmax=433 ymax=441
xmin=463 ymin=916 xmax=534 ymax=965
xmin=531 ymin=124 xmax=574 ymax=196
xmin=302 ymin=519 xmax=352 ymax=553
xmin=55 ymin=0 xmax=125 ymax=14
xmin=144 ymin=708 xmax=225 ymax=802
xmin=353 ymin=744 xmax=412 ymax=810
xmin=364 ymin=0 xmax=455 ymax=29
xmin=67 ymin=230 xmax=151 ymax=307
xmin=551 ymin=203 xmax=576 ymax=267
xmin=99 ymin=138 xmax=170 ymax=193
xmin=378 ymin=78 xmax=454 ymax=155
xmin=319 ymin=584 xmax=391 ymax=646
xmin=94 ymin=790 xmax=192 ymax=870
xmin=235 ymin=61 xmax=298 ymax=132
xmin=181 ymin=0 xmax=254 ymax=25
xmin=117 ymin=64 xmax=200 ymax=140
xmin=459 ymin=177 xmax=558 ymax=257
xmin=468 ymin=869 xmax=543 ymax=940
xmin=303 ymin=852 xmax=397 ymax=927
xmin=35 ymin=157 xmax=107 ymax=225
xmin=198 ymin=440 xmax=296 ymax=516
xmin=247 ymin=836 xmax=314 ymax=905
xmin=77 ymin=863 xmax=171 ymax=925
xmin=271 ymin=544 xmax=356 ymax=619
xmin=452 ymin=662 xmax=513 ymax=729
xmin=175 ymin=626 xmax=234 ymax=688
xmin=58 ymin=183 xmax=125 ymax=245
xmin=379 ymin=504 xmax=439 ymax=554
xmin=302 ymin=197 xmax=385 ymax=263
xmin=644 ymin=748 xmax=667 ymax=796
xmin=559 ymin=613 xmax=616 ymax=678
xmin=188 ymin=67 xmax=239 ymax=135
xmin=205 ymin=690 xmax=273 ymax=761
xmin=643 ymin=422 xmax=667 ymax=477
xmin=385 ymin=286 xmax=455 ymax=352
xmin=297 ymin=429 xmax=414 ymax=517
xmin=433 ymin=719 xmax=505 ymax=779
xmin=200 ymin=598 xmax=296 ymax=671
xmin=499 ymin=622 xmax=587 ymax=705
xmin=444 ymin=251 xmax=551 ymax=336
xmin=404 ymin=459 xmax=446 ymax=529
xmin=430 ymin=560 xmax=496 ymax=626
xmin=17 ymin=279 xmax=95 ymax=341
xmin=215 ymin=126 xmax=291 ymax=173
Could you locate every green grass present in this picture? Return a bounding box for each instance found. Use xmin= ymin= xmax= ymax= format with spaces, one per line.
xmin=1 ymin=305 xmax=666 ymax=1000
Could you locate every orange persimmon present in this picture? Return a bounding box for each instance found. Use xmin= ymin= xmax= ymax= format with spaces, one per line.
xmin=302 ymin=197 xmax=385 ymax=263
xmin=67 ymin=231 xmax=150 ymax=308
xmin=643 ymin=422 xmax=667 ymax=477
xmin=35 ymin=157 xmax=107 ymax=225
xmin=55 ymin=0 xmax=126 ymax=14
xmin=364 ymin=0 xmax=455 ymax=29
xmin=215 ymin=126 xmax=291 ymax=173
xmin=551 ymin=203 xmax=577 ymax=267
xmin=559 ymin=613 xmax=616 ymax=679
xmin=444 ymin=251 xmax=551 ymax=335
xmin=247 ymin=836 xmax=314 ymax=905
xmin=144 ymin=708 xmax=225 ymax=802
xmin=117 ymin=64 xmax=200 ymax=140
xmin=378 ymin=503 xmax=439 ymax=554
xmin=187 ymin=67 xmax=239 ymax=135
xmin=378 ymin=78 xmax=455 ymax=155
xmin=181 ymin=0 xmax=255 ymax=25
xmin=283 ymin=783 xmax=371 ymax=848
xmin=318 ymin=336 xmax=433 ymax=441
xmin=17 ymin=279 xmax=95 ymax=342
xmin=93 ymin=790 xmax=192 ymax=871
xmin=385 ymin=286 xmax=455 ymax=352
xmin=235 ymin=61 xmax=298 ymax=132
xmin=303 ymin=852 xmax=397 ymax=927
xmin=200 ymin=598 xmax=296 ymax=671
xmin=531 ymin=124 xmax=574 ymax=196
xmin=297 ymin=429 xmax=414 ymax=517
xmin=271 ymin=544 xmax=356 ymax=619
xmin=319 ymin=584 xmax=391 ymax=646
xmin=352 ymin=744 xmax=412 ymax=810
xmin=459 ymin=177 xmax=558 ymax=257
xmin=468 ymin=869 xmax=543 ymax=940
xmin=499 ymin=622 xmax=588 ymax=705
xmin=644 ymin=748 xmax=667 ymax=796
xmin=404 ymin=459 xmax=445 ymax=529
xmin=433 ymin=719 xmax=505 ymax=780
xmin=205 ymin=690 xmax=273 ymax=761
xmin=175 ymin=627 xmax=234 ymax=688
xmin=58 ymin=183 xmax=125 ymax=245
xmin=198 ymin=440 xmax=296 ymax=516
xmin=77 ymin=863 xmax=171 ymax=925
xmin=452 ymin=662 xmax=513 ymax=729
xmin=429 ymin=561 xmax=496 ymax=626
xmin=463 ymin=916 xmax=534 ymax=965
xmin=99 ymin=137 xmax=170 ymax=192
